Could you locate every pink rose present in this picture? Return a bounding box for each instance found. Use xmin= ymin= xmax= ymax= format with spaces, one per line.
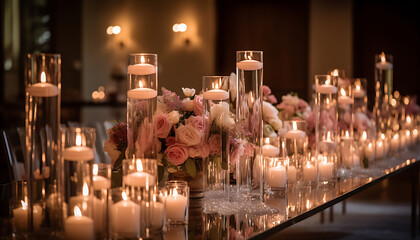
xmin=188 ymin=144 xmax=202 ymax=158
xmin=155 ymin=112 xmax=173 ymax=138
xmin=164 ymin=143 xmax=188 ymax=166
xmin=193 ymin=95 xmax=203 ymax=115
xmin=262 ymin=85 xmax=271 ymax=95
xmin=136 ymin=119 xmax=154 ymax=156
xmin=208 ymin=134 xmax=222 ymax=156
xmin=266 ymin=95 xmax=278 ymax=104
xmin=185 ymin=115 xmax=207 ymax=132
xmin=176 ymin=125 xmax=202 ymax=146
xmin=166 ymin=136 xmax=176 ymax=146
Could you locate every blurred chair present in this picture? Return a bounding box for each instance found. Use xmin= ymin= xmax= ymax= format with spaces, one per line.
xmin=1 ymin=130 xmax=25 ymax=181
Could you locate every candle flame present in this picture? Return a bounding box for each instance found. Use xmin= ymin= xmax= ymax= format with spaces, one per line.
xmin=362 ymin=131 xmax=367 ymax=141
xmin=325 ymin=77 xmax=331 ymax=85
xmin=139 ymin=81 xmax=143 ymax=88
xmin=306 ymin=200 xmax=311 ymax=209
xmin=276 ymin=162 xmax=281 ymax=168
xmin=141 ymin=56 xmax=145 ymax=64
xmin=21 ymin=200 xmax=27 ymax=210
xmin=265 ymin=138 xmax=270 ymax=144
xmin=136 ymin=159 xmax=143 ymax=171
xmin=215 ymin=82 xmax=219 ymax=89
xmin=380 ymin=52 xmax=386 ymax=63
xmin=345 ymin=131 xmax=350 ymax=138
xmin=93 ymin=164 xmax=98 ymax=176
xmin=292 ymin=121 xmax=297 ymax=131
xmin=381 ymin=133 xmax=385 ymax=140
xmin=247 ymin=55 xmax=252 ymax=60
xmin=413 ymin=129 xmax=418 ymax=136
xmin=74 ymin=206 xmax=82 ymax=217
xmin=340 ymin=88 xmax=346 ymax=96
xmin=406 ymin=130 xmax=410 ymax=137
xmin=393 ymin=134 xmax=399 ymax=140
xmin=306 ymin=161 xmax=311 ymax=168
xmin=173 ymin=188 xmax=178 ymax=197
xmin=407 ymin=116 xmax=412 ymax=124
xmin=327 ymin=132 xmax=332 ymax=141
xmin=41 ymin=72 xmax=46 ymax=83
xmin=323 ymin=156 xmax=328 ymax=164
xmin=355 ymin=85 xmax=361 ymax=91
xmin=368 ymin=142 xmax=373 ymax=148
xmin=122 ymin=192 xmax=128 ymax=201
xmin=378 ymin=141 xmax=383 ymax=147
xmin=76 ymin=133 xmax=82 ymax=146
xmin=82 ymin=183 xmax=89 ymax=196
xmin=333 ymin=69 xmax=339 ymax=77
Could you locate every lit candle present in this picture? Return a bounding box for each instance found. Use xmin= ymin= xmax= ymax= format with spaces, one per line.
xmin=63 ymin=133 xmax=94 ymax=161
xmin=27 ymin=71 xmax=58 ymax=97
xmin=318 ymin=158 xmax=334 ymax=180
xmin=203 ymin=81 xmax=229 ymax=100
xmin=303 ymin=161 xmax=317 ymax=182
xmin=64 ymin=206 xmax=94 ymax=240
xmin=364 ymin=142 xmax=375 ymax=161
xmin=316 ymin=78 xmax=337 ymax=94
xmin=127 ymin=81 xmax=158 ymax=99
xmin=68 ymin=183 xmax=92 ymax=214
xmin=92 ymin=198 xmax=105 ymax=233
xmin=287 ymin=166 xmax=297 ymax=183
xmin=166 ymin=189 xmax=188 ymax=221
xmin=375 ymin=140 xmax=385 ymax=158
xmin=124 ymin=159 xmax=156 ymax=187
xmin=284 ymin=121 xmax=306 ymax=139
xmin=338 ymin=88 xmax=353 ymax=105
xmin=12 ymin=200 xmax=43 ymax=231
xmin=262 ymin=144 xmax=280 ymax=157
xmin=110 ymin=192 xmax=141 ymax=237
xmin=375 ymin=52 xmax=393 ymax=70
xmin=236 ymin=59 xmax=263 ymax=71
xmin=353 ymin=84 xmax=365 ymax=98
xmin=92 ymin=165 xmax=110 ymax=190
xmin=390 ymin=134 xmax=400 ymax=151
xmin=268 ymin=162 xmax=287 ymax=188
xmin=127 ymin=56 xmax=157 ymax=75
xmin=151 ymin=197 xmax=165 ymax=228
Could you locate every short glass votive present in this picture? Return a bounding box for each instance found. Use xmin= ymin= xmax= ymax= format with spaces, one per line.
xmin=122 ymin=158 xmax=157 ymax=237
xmin=300 ymin=155 xmax=318 ymax=186
xmin=265 ymin=157 xmax=288 ymax=195
xmin=108 ymin=188 xmax=141 ymax=239
xmin=151 ymin=188 xmax=167 ymax=232
xmin=166 ymin=181 xmax=189 ymax=225
xmin=317 ymin=155 xmax=336 ymax=185
xmin=283 ymin=120 xmax=306 ymax=184
xmin=92 ymin=163 xmax=111 ymax=237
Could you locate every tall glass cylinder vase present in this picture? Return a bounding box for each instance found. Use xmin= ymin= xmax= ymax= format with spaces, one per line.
xmin=62 ymin=127 xmax=96 ymax=240
xmin=25 ymin=53 xmax=61 ymax=233
xmin=127 ymin=53 xmax=158 ymax=162
xmin=92 ymin=163 xmax=111 ymax=238
xmin=283 ymin=120 xmax=307 ymax=186
xmin=315 ymin=75 xmax=338 ymax=184
xmin=202 ymin=76 xmax=230 ymax=194
xmin=373 ymin=52 xmax=393 ymax=157
xmin=235 ymin=51 xmax=263 ymax=199
xmin=338 ymin=84 xmax=357 ymax=175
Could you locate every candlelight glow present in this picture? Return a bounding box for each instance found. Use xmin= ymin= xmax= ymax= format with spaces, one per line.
xmin=139 ymin=81 xmax=143 ymax=88
xmin=390 ymin=98 xmax=397 ymax=107
xmin=355 ymin=85 xmax=361 ymax=91
xmin=276 ymin=162 xmax=282 ymax=168
xmin=362 ymin=131 xmax=367 ymax=141
xmin=292 ymin=121 xmax=297 ymax=131
xmin=93 ymin=164 xmax=98 ymax=176
xmin=333 ymin=69 xmax=339 ymax=77
xmin=136 ymin=159 xmax=143 ymax=171
xmin=41 ymin=72 xmax=46 ymax=83
xmin=172 ymin=23 xmax=187 ymax=32
xmin=407 ymin=116 xmax=412 ymax=124
xmin=325 ymin=77 xmax=331 ymax=85
xmin=141 ymin=56 xmax=145 ymax=64
xmin=345 ymin=131 xmax=350 ymax=138
xmin=74 ymin=206 xmax=82 ymax=217
xmin=380 ymin=52 xmax=386 ymax=63
xmin=76 ymin=133 xmax=82 ymax=146
xmin=403 ymin=97 xmax=410 ymax=105
xmin=122 ymin=192 xmax=128 ymax=201
xmin=173 ymin=188 xmax=178 ymax=197
xmin=82 ymin=183 xmax=89 ymax=197
xmin=265 ymin=138 xmax=270 ymax=144
xmin=381 ymin=133 xmax=385 ymax=140
xmin=112 ymin=26 xmax=121 ymax=35
xmin=21 ymin=200 xmax=27 ymax=210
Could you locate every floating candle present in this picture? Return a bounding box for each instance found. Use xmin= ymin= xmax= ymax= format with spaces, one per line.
xmin=303 ymin=162 xmax=317 ymax=182
xmin=268 ymin=162 xmax=287 ymax=188
xmin=64 ymin=206 xmax=94 ymax=240
xmin=111 ymin=192 xmax=141 ymax=238
xmin=284 ymin=129 xmax=306 ymax=139
xmin=375 ymin=52 xmax=393 ymax=70
xmin=151 ymin=201 xmax=165 ymax=228
xmin=63 ymin=133 xmax=94 ymax=161
xmin=27 ymin=71 xmax=58 ymax=97
xmin=124 ymin=172 xmax=155 ymax=187
xmin=316 ymin=84 xmax=337 ymax=94
xmin=338 ymin=96 xmax=354 ymax=105
xmin=166 ymin=189 xmax=188 ymax=222
xmin=203 ymin=89 xmax=229 ymax=100
xmin=262 ymin=144 xmax=280 ymax=157
xmin=236 ymin=59 xmax=263 ymax=71
xmin=127 ymin=56 xmax=156 ymax=75
xmin=353 ymin=85 xmax=365 ymax=98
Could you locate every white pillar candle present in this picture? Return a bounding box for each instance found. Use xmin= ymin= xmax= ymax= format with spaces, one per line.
xmin=166 ymin=189 xmax=188 ymax=221
xmin=63 ymin=146 xmax=94 ymax=161
xmin=93 ymin=175 xmax=110 ymax=190
xmin=390 ymin=134 xmax=400 ymax=151
xmin=375 ymin=61 xmax=393 ymax=70
xmin=127 ymin=87 xmax=158 ymax=100
xmin=26 ymin=72 xmax=58 ymax=97
xmin=318 ymin=161 xmax=334 ymax=180
xmin=262 ymin=144 xmax=280 ymax=157
xmin=12 ymin=201 xmax=43 ymax=231
xmin=287 ymin=166 xmax=297 ymax=183
xmin=338 ymin=96 xmax=354 ymax=105
xmin=127 ymin=63 xmax=156 ymax=75
xmin=236 ymin=59 xmax=263 ymax=71
xmin=203 ymin=89 xmax=229 ymax=100
xmin=284 ymin=130 xmax=306 ymax=139
xmin=65 ymin=207 xmax=94 ymax=240
xmin=364 ymin=142 xmax=375 ymax=161
xmin=124 ymin=172 xmax=156 ymax=187
xmin=303 ymin=162 xmax=317 ymax=182
xmin=268 ymin=164 xmax=287 ymax=188
xmin=92 ymin=197 xmax=105 ymax=233
xmin=151 ymin=202 xmax=165 ymax=228
xmin=353 ymin=88 xmax=365 ymax=98
xmin=316 ymin=84 xmax=337 ymax=94
xmin=111 ymin=193 xmax=141 ymax=238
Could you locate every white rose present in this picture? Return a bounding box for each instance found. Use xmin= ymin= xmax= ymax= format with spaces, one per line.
xmin=168 ymin=110 xmax=180 ymax=124
xmin=182 ymin=98 xmax=194 ymax=111
xmin=229 ymin=72 xmax=237 ymax=102
xmin=268 ymin=118 xmax=283 ymax=130
xmin=157 ymin=96 xmax=168 ymax=113
xmin=210 ymin=102 xmax=230 ymax=123
xmin=182 ymin=88 xmax=196 ymax=97
xmin=175 ymin=125 xmax=202 ymax=146
xmin=282 ymin=94 xmax=299 ymax=107
xmin=262 ymin=101 xmax=279 ymax=122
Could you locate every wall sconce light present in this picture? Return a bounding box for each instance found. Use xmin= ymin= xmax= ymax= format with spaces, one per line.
xmin=172 ymin=23 xmax=190 ymax=46
xmin=106 ymin=25 xmax=121 ymax=36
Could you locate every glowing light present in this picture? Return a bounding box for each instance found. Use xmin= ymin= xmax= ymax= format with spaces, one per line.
xmin=173 ymin=188 xmax=178 ymax=197
xmin=139 ymin=81 xmax=143 ymax=88
xmin=265 ymin=138 xmax=270 ymax=144
xmin=362 ymin=131 xmax=367 ymax=141
xmin=136 ymin=159 xmax=143 ymax=172
xmin=356 ymin=85 xmax=361 ymax=91
xmin=276 ymin=162 xmax=282 ymax=168
xmin=407 ymin=116 xmax=412 ymax=124
xmin=82 ymin=183 xmax=89 ymax=196
xmin=122 ymin=192 xmax=128 ymax=201
xmin=403 ymin=97 xmax=410 ymax=105
xmin=74 ymin=206 xmax=82 ymax=217
xmin=380 ymin=52 xmax=386 ymax=63
xmin=76 ymin=133 xmax=82 ymax=146
xmin=333 ymin=69 xmax=339 ymax=77
xmin=292 ymin=121 xmax=297 ymax=131
xmin=41 ymin=72 xmax=46 ymax=83
xmin=172 ymin=23 xmax=187 ymax=33
xmin=21 ymin=200 xmax=28 ymax=210
xmin=93 ymin=164 xmax=98 ymax=176
xmin=390 ymin=98 xmax=397 ymax=107
xmin=112 ymin=26 xmax=121 ymax=35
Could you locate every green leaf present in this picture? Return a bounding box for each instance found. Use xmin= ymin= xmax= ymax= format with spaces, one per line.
xmin=183 ymin=158 xmax=196 ymax=178
xmin=112 ymin=150 xmax=126 ymax=171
